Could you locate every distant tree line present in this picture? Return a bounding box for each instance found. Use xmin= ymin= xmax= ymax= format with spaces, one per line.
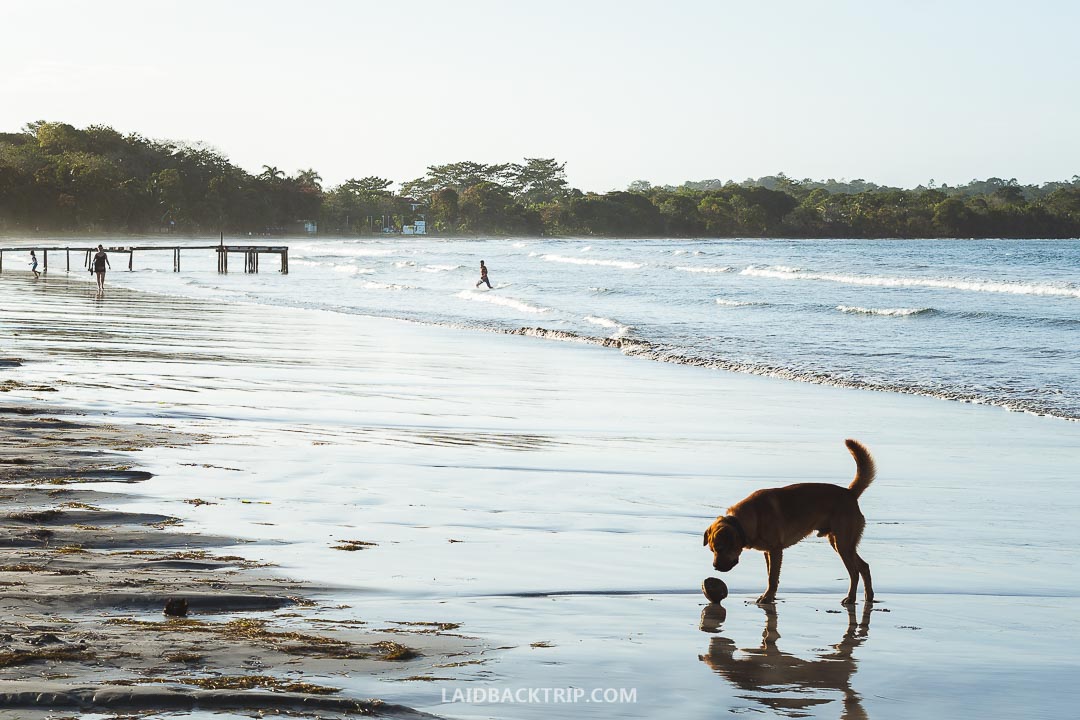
xmin=3 ymin=122 xmax=1080 ymax=238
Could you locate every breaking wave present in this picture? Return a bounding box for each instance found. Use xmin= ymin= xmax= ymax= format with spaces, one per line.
xmin=456 ymin=290 xmax=549 ymax=314
xmin=293 ymin=244 xmax=397 ymax=258
xmin=836 ymin=305 xmax=934 ymax=317
xmin=290 ymin=259 xmax=375 ymax=275
xmin=677 ymin=266 xmax=735 ymax=274
xmin=541 ymin=254 xmax=644 ymax=270
xmin=583 ymin=315 xmax=631 ymax=338
xmin=741 ymin=265 xmax=1080 ymax=298
xmin=507 ymin=327 xmax=1074 ymax=420
xmin=361 ymin=281 xmax=412 ymax=290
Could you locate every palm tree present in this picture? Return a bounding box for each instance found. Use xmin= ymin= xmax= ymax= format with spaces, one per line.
xmin=296 ymin=168 xmax=323 ymax=190
xmin=259 ymin=165 xmax=285 ymax=183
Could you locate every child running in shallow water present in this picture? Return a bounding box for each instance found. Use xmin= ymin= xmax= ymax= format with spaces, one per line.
xmin=29 ymin=250 xmax=39 ymax=278
xmin=475 ymin=260 xmax=492 ymax=289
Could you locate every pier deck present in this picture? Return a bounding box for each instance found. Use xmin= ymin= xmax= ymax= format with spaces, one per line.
xmin=0 ymin=241 xmax=288 ymax=274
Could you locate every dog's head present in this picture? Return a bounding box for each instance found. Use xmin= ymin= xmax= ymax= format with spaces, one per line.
xmin=703 ymin=518 xmax=744 ymax=572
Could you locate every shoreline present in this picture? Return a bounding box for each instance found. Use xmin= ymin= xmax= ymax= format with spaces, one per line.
xmin=5 ymin=233 xmax=1076 ymax=422
xmin=7 ymin=259 xmax=1071 ymax=422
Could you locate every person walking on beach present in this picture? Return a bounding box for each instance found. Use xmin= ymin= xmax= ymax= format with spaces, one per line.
xmin=29 ymin=250 xmax=39 ymax=278
xmin=475 ymin=260 xmax=492 ymax=289
xmin=91 ymin=245 xmax=110 ymax=292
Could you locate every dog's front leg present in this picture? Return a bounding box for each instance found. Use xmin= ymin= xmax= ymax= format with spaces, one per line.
xmin=757 ymin=549 xmax=782 ymax=604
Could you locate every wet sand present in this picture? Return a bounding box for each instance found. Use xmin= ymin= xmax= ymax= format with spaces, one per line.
xmin=2 ymin=271 xmax=1079 ymax=719
xmin=0 ymin=280 xmax=473 ymax=717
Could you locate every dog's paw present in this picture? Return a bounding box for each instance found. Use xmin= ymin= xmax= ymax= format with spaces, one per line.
xmin=755 ymin=594 xmax=776 ymax=605
xmin=841 ymin=596 xmax=857 ymax=606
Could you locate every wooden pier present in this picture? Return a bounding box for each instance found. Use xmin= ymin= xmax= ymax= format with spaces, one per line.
xmin=0 ymin=240 xmax=288 ymax=275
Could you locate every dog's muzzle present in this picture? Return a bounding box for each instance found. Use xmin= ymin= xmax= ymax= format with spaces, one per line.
xmin=713 ymin=558 xmax=738 ymax=572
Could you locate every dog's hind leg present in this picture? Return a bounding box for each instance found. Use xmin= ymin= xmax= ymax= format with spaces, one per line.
xmin=829 ymin=532 xmax=862 ymax=606
xmin=854 ymin=551 xmax=873 ymax=603
xmin=832 ymin=512 xmax=872 ymax=605
xmin=833 ymin=537 xmax=876 ymax=604
xmin=838 ymin=550 xmax=861 ymax=606
xmin=757 ymin=549 xmax=783 ymax=605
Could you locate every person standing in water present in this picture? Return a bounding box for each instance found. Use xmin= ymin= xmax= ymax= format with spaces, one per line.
xmin=91 ymin=245 xmax=110 ymax=292
xmin=475 ymin=260 xmax=492 ymax=289
xmin=29 ymin=250 xmax=39 ymax=278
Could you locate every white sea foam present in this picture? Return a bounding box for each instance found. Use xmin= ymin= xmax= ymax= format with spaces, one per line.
xmin=715 ymin=298 xmax=757 ymax=307
xmin=294 ymin=244 xmax=396 ymax=258
xmin=837 ymin=305 xmax=932 ymax=317
xmin=677 ymin=266 xmax=735 ymax=274
xmin=334 ymin=265 xmax=375 ymax=275
xmin=541 ymin=254 xmax=643 ymax=269
xmin=394 ymin=260 xmax=417 ymax=268
xmin=456 ymin=290 xmax=549 ymax=314
xmin=291 ymin=259 xmax=375 ymax=275
xmin=584 ymin=315 xmax=631 ymax=338
xmin=329 ymin=246 xmax=397 ymax=258
xmin=420 ymin=264 xmax=463 ymax=273
xmin=361 ymin=281 xmax=411 ymax=290
xmin=742 ymin=265 xmax=1080 ymax=298
xmin=584 ymin=315 xmax=619 ymax=328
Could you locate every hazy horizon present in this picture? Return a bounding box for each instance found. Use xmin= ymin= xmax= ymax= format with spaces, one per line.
xmin=4 ymin=0 xmax=1079 ymax=192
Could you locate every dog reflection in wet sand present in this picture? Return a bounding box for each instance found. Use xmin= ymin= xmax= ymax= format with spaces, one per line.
xmin=699 ymin=603 xmax=872 ymax=720
xmin=704 ymin=439 xmax=876 ymax=605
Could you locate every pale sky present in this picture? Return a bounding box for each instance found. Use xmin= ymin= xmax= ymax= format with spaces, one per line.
xmin=3 ymin=0 xmax=1078 ymax=191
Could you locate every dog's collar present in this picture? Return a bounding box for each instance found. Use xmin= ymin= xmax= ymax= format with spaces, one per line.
xmin=723 ymin=515 xmax=748 ymax=548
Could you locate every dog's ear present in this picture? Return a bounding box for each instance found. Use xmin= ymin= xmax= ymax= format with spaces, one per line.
xmin=703 ymin=529 xmax=710 ymax=547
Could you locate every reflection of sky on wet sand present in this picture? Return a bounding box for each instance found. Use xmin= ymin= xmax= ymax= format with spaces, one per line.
xmin=2 ymin=274 xmax=1079 ymax=718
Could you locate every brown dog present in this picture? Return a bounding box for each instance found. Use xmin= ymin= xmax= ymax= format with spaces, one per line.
xmin=704 ymin=439 xmax=875 ymax=605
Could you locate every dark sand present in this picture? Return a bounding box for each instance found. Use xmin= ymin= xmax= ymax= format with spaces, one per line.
xmin=0 ymin=399 xmax=466 ymax=718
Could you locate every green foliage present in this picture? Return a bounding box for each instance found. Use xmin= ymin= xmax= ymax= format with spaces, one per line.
xmin=458 ymin=182 xmax=541 ymax=235
xmin=2 ymin=121 xmax=1080 ymax=238
xmin=562 ymin=192 xmax=663 ymax=236
xmin=428 ymin=187 xmax=460 ymax=233
xmin=507 ymin=158 xmax=570 ymax=205
xmin=321 ymin=176 xmax=397 ymax=234
xmin=0 ymin=123 xmax=325 ymax=233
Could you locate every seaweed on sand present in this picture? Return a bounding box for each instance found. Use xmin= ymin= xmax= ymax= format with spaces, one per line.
xmin=104 ymin=618 xmax=414 ymax=661
xmin=0 ymin=646 xmax=96 ymax=668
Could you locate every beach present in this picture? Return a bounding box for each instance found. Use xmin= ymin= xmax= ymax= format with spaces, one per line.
xmin=1 ymin=262 xmax=1078 ymax=719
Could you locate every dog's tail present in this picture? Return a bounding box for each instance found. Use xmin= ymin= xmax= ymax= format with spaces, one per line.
xmin=845 ymin=439 xmax=876 ymax=498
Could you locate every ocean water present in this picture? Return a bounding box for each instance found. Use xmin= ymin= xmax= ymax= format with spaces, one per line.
xmin=20 ymin=235 xmax=1077 ymax=420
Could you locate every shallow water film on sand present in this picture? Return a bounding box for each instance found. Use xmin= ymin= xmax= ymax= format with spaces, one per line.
xmin=1 ymin=237 xmax=1079 ymax=719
